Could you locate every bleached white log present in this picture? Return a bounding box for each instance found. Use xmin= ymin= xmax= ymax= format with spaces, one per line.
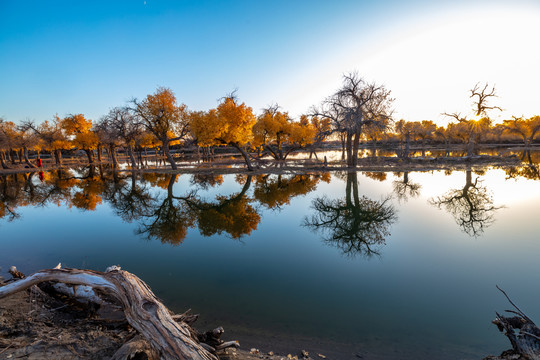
xmin=0 ymin=267 xmax=217 ymax=360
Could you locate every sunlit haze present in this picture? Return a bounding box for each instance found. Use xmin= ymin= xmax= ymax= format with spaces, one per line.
xmin=1 ymin=0 xmax=538 ymax=125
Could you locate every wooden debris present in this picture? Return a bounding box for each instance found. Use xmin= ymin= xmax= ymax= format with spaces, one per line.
xmin=0 ymin=266 xmax=237 ymax=360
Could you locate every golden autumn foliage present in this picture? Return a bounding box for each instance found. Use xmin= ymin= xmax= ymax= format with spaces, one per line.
xmin=145 ymin=201 xmax=194 ymax=246
xmin=141 ymin=173 xmax=176 ymax=189
xmin=253 ymin=174 xmax=329 ymax=209
xmin=71 ymin=175 xmax=107 ymax=211
xmin=61 ymin=114 xmax=98 ymax=151
xmin=252 ymin=108 xmax=315 ymax=160
xmin=37 ymin=116 xmax=70 ymax=151
xmin=290 ymin=116 xmax=316 ymax=147
xmin=136 ymin=87 xmax=188 ymax=141
xmin=215 ymin=97 xmax=257 ymax=146
xmin=503 ymin=116 xmax=540 ymax=146
xmin=191 ymin=174 xmax=224 ymax=189
xmin=138 ymin=131 xmax=160 ymax=149
xmin=196 ymin=196 xmax=260 ymax=239
xmin=253 ymin=109 xmax=291 ymax=148
xmin=188 ymin=110 xmax=222 ymax=147
xmin=0 ymin=120 xmax=19 ymax=150
xmin=191 ymin=97 xmax=257 ymax=148
xmin=364 ymin=172 xmax=388 ymax=182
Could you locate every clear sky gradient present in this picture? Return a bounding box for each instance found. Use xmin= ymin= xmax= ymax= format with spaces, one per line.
xmin=1 ymin=0 xmax=539 ymax=125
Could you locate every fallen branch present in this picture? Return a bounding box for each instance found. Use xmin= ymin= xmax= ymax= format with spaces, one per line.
xmin=0 ymin=266 xmax=218 ymax=360
xmin=487 ymin=286 xmax=540 ymax=359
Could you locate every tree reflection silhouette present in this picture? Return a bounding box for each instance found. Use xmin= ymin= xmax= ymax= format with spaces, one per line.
xmin=505 ymin=150 xmax=540 ymax=181
xmin=304 ymin=172 xmax=396 ymax=257
xmin=392 ymin=171 xmax=421 ymax=203
xmin=253 ymin=173 xmax=330 ymax=210
xmin=430 ymin=168 xmax=500 ymax=237
xmin=190 ymin=174 xmax=224 ymax=190
xmin=192 ymin=176 xmax=259 ymax=239
xmin=0 ymin=174 xmax=23 ymax=221
xmin=1 ymin=170 xmax=329 ymax=245
xmin=104 ymin=172 xmax=154 ymax=223
xmin=137 ymin=174 xmax=260 ymax=243
xmin=137 ymin=174 xmax=195 ymax=245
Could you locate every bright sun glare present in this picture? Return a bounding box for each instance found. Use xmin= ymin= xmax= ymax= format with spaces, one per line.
xmin=285 ymin=5 xmax=540 ymax=125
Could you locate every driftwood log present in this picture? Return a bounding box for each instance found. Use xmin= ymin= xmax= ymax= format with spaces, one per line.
xmin=486 ymin=286 xmax=540 ymax=360
xmin=0 ymin=265 xmax=238 ymax=360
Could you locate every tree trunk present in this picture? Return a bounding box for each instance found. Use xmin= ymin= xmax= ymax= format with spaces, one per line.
xmin=404 ymin=134 xmax=410 ymax=159
xmin=232 ymin=143 xmax=254 ymax=171
xmin=340 ymin=133 xmax=346 ymax=161
xmin=10 ymin=149 xmax=17 ymax=164
xmin=110 ymin=144 xmax=119 ymax=169
xmin=0 ymin=151 xmax=9 ymax=169
xmin=0 ymin=267 xmax=218 ymax=360
xmin=54 ymin=149 xmax=63 ymax=166
xmin=467 ymin=133 xmax=476 ymax=157
xmin=128 ymin=145 xmax=137 ymax=169
xmin=346 ymin=133 xmax=353 ymax=167
xmin=352 ymin=132 xmax=361 ymax=167
xmin=163 ymin=140 xmax=178 ymax=170
xmin=138 ymin=147 xmax=144 ymax=168
xmin=23 ymin=147 xmax=37 ymax=168
xmin=84 ymin=148 xmax=95 ymax=164
xmin=97 ymin=144 xmax=103 ymax=163
xmin=264 ymin=144 xmax=280 ymax=161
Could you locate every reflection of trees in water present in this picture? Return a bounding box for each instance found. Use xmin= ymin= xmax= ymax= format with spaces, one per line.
xmin=0 ymin=173 xmax=24 ymax=222
xmin=506 ymin=164 xmax=540 ymax=181
xmin=392 ymin=171 xmax=421 ymax=203
xmin=191 ymin=176 xmax=259 ymax=239
xmin=136 ymin=174 xmax=259 ymax=244
xmin=363 ymin=172 xmax=387 ymax=182
xmin=505 ymin=150 xmax=540 ymax=181
xmin=430 ymin=169 xmax=500 ymax=237
xmin=137 ymin=174 xmax=196 ymax=245
xmin=103 ymin=172 xmax=154 ymax=223
xmin=0 ymin=169 xmax=329 ymax=244
xmin=304 ymin=172 xmax=397 ymax=257
xmin=253 ymin=173 xmax=330 ymax=210
xmin=190 ymin=173 xmax=224 ymax=190
xmin=135 ymin=173 xmax=329 ymax=244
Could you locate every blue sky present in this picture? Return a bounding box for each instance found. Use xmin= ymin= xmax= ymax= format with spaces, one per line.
xmin=1 ymin=0 xmax=539 ymax=125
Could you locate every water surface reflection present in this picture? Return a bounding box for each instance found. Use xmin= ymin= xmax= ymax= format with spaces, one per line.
xmin=1 ymin=158 xmax=540 ymax=359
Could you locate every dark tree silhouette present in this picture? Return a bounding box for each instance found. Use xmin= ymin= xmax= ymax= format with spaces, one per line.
xmin=313 ymin=73 xmax=393 ymax=167
xmin=137 ymin=174 xmax=195 ymax=245
xmin=430 ymin=168 xmax=501 ymax=237
xmin=304 ymin=172 xmax=396 ymax=257
xmin=470 ymin=82 xmax=503 ymax=117
xmin=105 ymin=172 xmax=155 ymax=223
xmin=392 ymin=171 xmax=421 ymax=203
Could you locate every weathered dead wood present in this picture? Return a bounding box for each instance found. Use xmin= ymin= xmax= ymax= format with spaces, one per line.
xmin=488 ymin=286 xmax=540 ymax=359
xmin=8 ymin=265 xmax=25 ymax=279
xmin=110 ymin=335 xmax=160 ymax=360
xmin=0 ymin=266 xmax=218 ymax=360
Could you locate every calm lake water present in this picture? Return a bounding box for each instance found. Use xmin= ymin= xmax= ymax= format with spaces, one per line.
xmin=1 ymin=161 xmax=539 ymax=359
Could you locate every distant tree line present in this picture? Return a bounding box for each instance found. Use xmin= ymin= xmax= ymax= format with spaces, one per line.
xmin=1 ymin=76 xmax=539 ymax=170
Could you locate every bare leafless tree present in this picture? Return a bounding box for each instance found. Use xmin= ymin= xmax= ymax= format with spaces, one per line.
xmin=470 ymin=82 xmax=503 ymax=117
xmin=313 ymin=73 xmax=394 ymax=167
xmin=100 ymin=107 xmax=142 ymax=169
